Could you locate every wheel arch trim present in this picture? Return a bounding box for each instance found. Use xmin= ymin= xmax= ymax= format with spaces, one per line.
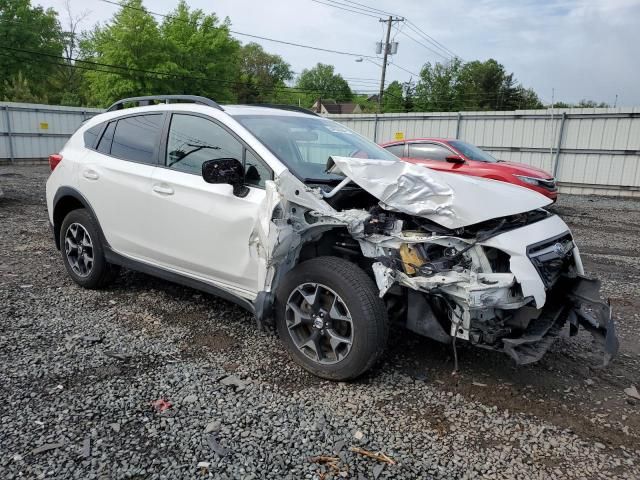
xmin=52 ymin=187 xmax=110 ymax=251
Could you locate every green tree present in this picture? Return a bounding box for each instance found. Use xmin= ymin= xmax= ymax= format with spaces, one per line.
xmin=235 ymin=42 xmax=293 ymax=104
xmin=457 ymin=59 xmax=509 ymax=110
xmin=552 ymin=101 xmax=572 ymax=109
xmin=48 ymin=0 xmax=90 ymax=106
xmin=414 ymin=58 xmax=543 ymax=112
xmin=548 ymin=99 xmax=609 ymax=108
xmin=576 ymin=99 xmax=609 ymax=108
xmin=295 ymin=63 xmax=352 ymax=106
xmin=382 ymin=80 xmax=404 ymax=112
xmin=353 ymin=94 xmax=378 ymax=113
xmin=0 ymin=0 xmax=65 ymax=101
xmin=414 ymin=58 xmax=463 ymax=111
xmin=160 ymin=1 xmax=240 ymax=102
xmin=80 ymin=0 xmax=168 ymax=106
xmin=2 ymin=71 xmax=44 ymax=102
xmin=403 ymin=81 xmax=416 ymax=112
xmin=511 ymin=86 xmax=543 ymax=110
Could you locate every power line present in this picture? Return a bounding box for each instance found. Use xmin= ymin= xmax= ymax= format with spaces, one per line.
xmin=309 ymin=0 xmax=381 ymax=19
xmin=406 ymin=20 xmax=460 ymax=59
xmin=0 ymin=49 xmax=392 ymax=99
xmin=291 ymin=71 xmax=380 ymax=82
xmin=387 ymin=61 xmax=420 ymax=78
xmin=339 ymin=0 xmax=400 ymax=18
xmin=302 ymin=0 xmax=453 ymax=76
xmin=403 ymin=23 xmax=455 ymax=60
xmin=99 ymin=0 xmax=377 ymax=59
xmin=398 ymin=29 xmax=450 ymax=61
xmin=339 ymin=0 xmax=458 ymax=59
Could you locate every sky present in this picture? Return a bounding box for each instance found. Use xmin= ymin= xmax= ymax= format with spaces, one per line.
xmin=36 ymin=0 xmax=640 ymax=106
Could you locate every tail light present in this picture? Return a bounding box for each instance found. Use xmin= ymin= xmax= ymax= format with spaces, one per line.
xmin=49 ymin=154 xmax=63 ymax=171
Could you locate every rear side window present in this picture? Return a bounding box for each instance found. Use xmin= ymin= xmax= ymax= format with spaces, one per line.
xmin=96 ymin=121 xmax=115 ymax=154
xmin=384 ymin=144 xmax=405 ymax=157
xmin=408 ymin=143 xmax=452 ymax=161
xmin=110 ymin=114 xmax=163 ymax=164
xmin=83 ymin=124 xmax=104 ymax=148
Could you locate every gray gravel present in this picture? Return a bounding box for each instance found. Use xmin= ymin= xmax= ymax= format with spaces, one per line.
xmin=1 ymin=165 xmax=639 ymax=479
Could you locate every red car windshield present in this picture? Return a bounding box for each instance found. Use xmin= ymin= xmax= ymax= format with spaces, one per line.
xmin=449 ymin=140 xmax=498 ymax=163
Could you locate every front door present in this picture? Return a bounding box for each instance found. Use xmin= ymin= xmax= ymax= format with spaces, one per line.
xmin=147 ymin=113 xmax=272 ymax=295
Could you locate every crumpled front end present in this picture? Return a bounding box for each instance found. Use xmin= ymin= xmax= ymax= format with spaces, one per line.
xmin=362 ymin=211 xmax=619 ymax=367
xmin=254 ymin=156 xmax=618 ymax=367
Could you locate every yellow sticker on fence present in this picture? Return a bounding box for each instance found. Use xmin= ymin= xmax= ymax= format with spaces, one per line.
xmin=394 ymin=131 xmax=404 ymax=140
xmin=39 ymin=122 xmax=49 ymax=130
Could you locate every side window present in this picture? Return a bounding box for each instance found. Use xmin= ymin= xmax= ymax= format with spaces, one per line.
xmin=166 ymin=114 xmax=243 ymax=175
xmin=244 ymin=149 xmax=271 ymax=188
xmin=408 ymin=143 xmax=452 ymax=161
xmin=384 ymin=144 xmax=405 ymax=157
xmin=110 ymin=114 xmax=163 ymax=164
xmin=96 ymin=121 xmax=115 ymax=154
xmin=84 ymin=123 xmax=103 ymax=148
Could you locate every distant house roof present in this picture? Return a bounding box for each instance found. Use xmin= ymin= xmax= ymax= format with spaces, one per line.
xmin=312 ymin=100 xmax=362 ymax=114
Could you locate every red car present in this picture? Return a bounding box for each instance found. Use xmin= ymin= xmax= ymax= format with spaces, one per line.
xmin=380 ymin=138 xmax=557 ymax=201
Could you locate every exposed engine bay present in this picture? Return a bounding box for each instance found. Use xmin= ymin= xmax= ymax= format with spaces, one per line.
xmin=253 ymin=156 xmax=619 ymax=367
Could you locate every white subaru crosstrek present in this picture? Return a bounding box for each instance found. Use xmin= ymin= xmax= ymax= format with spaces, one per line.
xmin=46 ymin=95 xmax=618 ymax=380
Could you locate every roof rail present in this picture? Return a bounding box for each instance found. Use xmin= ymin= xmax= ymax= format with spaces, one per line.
xmin=106 ymin=95 xmax=223 ymax=112
xmin=252 ymin=104 xmax=319 ymax=117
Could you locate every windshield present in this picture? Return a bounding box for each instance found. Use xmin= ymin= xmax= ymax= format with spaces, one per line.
xmin=233 ymin=114 xmax=398 ymax=182
xmin=449 ymin=140 xmax=498 ymax=163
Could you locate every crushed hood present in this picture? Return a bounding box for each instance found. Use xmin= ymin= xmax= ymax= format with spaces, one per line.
xmin=329 ymin=156 xmax=553 ymax=229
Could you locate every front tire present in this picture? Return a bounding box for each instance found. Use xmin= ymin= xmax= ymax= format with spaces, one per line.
xmin=59 ymin=209 xmax=119 ymax=289
xmin=275 ymin=256 xmax=388 ymax=380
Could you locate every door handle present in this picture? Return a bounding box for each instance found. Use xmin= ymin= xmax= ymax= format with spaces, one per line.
xmin=153 ymin=184 xmax=174 ymax=195
xmin=83 ymin=169 xmax=99 ymax=180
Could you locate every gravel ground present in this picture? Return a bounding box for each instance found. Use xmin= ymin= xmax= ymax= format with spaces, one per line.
xmin=1 ymin=165 xmax=639 ymax=480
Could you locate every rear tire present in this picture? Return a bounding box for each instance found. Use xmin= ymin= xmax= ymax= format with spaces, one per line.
xmin=275 ymin=256 xmax=388 ymax=380
xmin=59 ymin=209 xmax=119 ymax=289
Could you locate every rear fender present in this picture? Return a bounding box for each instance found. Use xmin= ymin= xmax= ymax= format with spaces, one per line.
xmin=52 ymin=187 xmax=109 ymax=250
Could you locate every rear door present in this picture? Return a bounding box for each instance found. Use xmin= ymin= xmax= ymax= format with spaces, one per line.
xmin=79 ymin=113 xmax=164 ymax=260
xmin=147 ymin=112 xmax=273 ymax=294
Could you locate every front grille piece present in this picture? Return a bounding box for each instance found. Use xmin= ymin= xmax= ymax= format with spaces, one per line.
xmin=527 ymin=232 xmax=575 ymax=288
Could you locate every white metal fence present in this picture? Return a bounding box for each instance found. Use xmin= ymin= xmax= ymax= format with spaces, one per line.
xmin=0 ymin=102 xmax=101 ymax=164
xmin=328 ymin=108 xmax=640 ymax=197
xmin=1 ymin=102 xmax=639 ymax=197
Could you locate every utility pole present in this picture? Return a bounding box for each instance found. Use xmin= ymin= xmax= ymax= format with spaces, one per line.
xmin=378 ymin=16 xmax=403 ymax=111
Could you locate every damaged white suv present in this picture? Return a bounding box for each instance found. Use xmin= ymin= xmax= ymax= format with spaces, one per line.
xmin=46 ymin=95 xmax=618 ymax=380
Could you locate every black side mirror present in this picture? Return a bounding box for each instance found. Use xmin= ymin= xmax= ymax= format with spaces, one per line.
xmin=445 ymin=154 xmax=465 ymax=164
xmin=202 ymin=158 xmax=249 ymax=197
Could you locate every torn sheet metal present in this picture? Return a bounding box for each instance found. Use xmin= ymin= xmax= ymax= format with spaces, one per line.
xmin=329 ymin=156 xmax=552 ymax=229
xmin=503 ymin=276 xmax=619 ymax=366
xmin=566 ymin=276 xmax=619 ymax=366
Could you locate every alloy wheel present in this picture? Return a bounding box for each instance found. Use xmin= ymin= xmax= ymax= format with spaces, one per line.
xmin=285 ymin=282 xmax=354 ymax=365
xmin=64 ymin=223 xmax=94 ymax=277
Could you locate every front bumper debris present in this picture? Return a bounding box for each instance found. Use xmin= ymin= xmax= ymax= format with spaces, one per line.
xmin=502 ymin=275 xmax=619 ymax=366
